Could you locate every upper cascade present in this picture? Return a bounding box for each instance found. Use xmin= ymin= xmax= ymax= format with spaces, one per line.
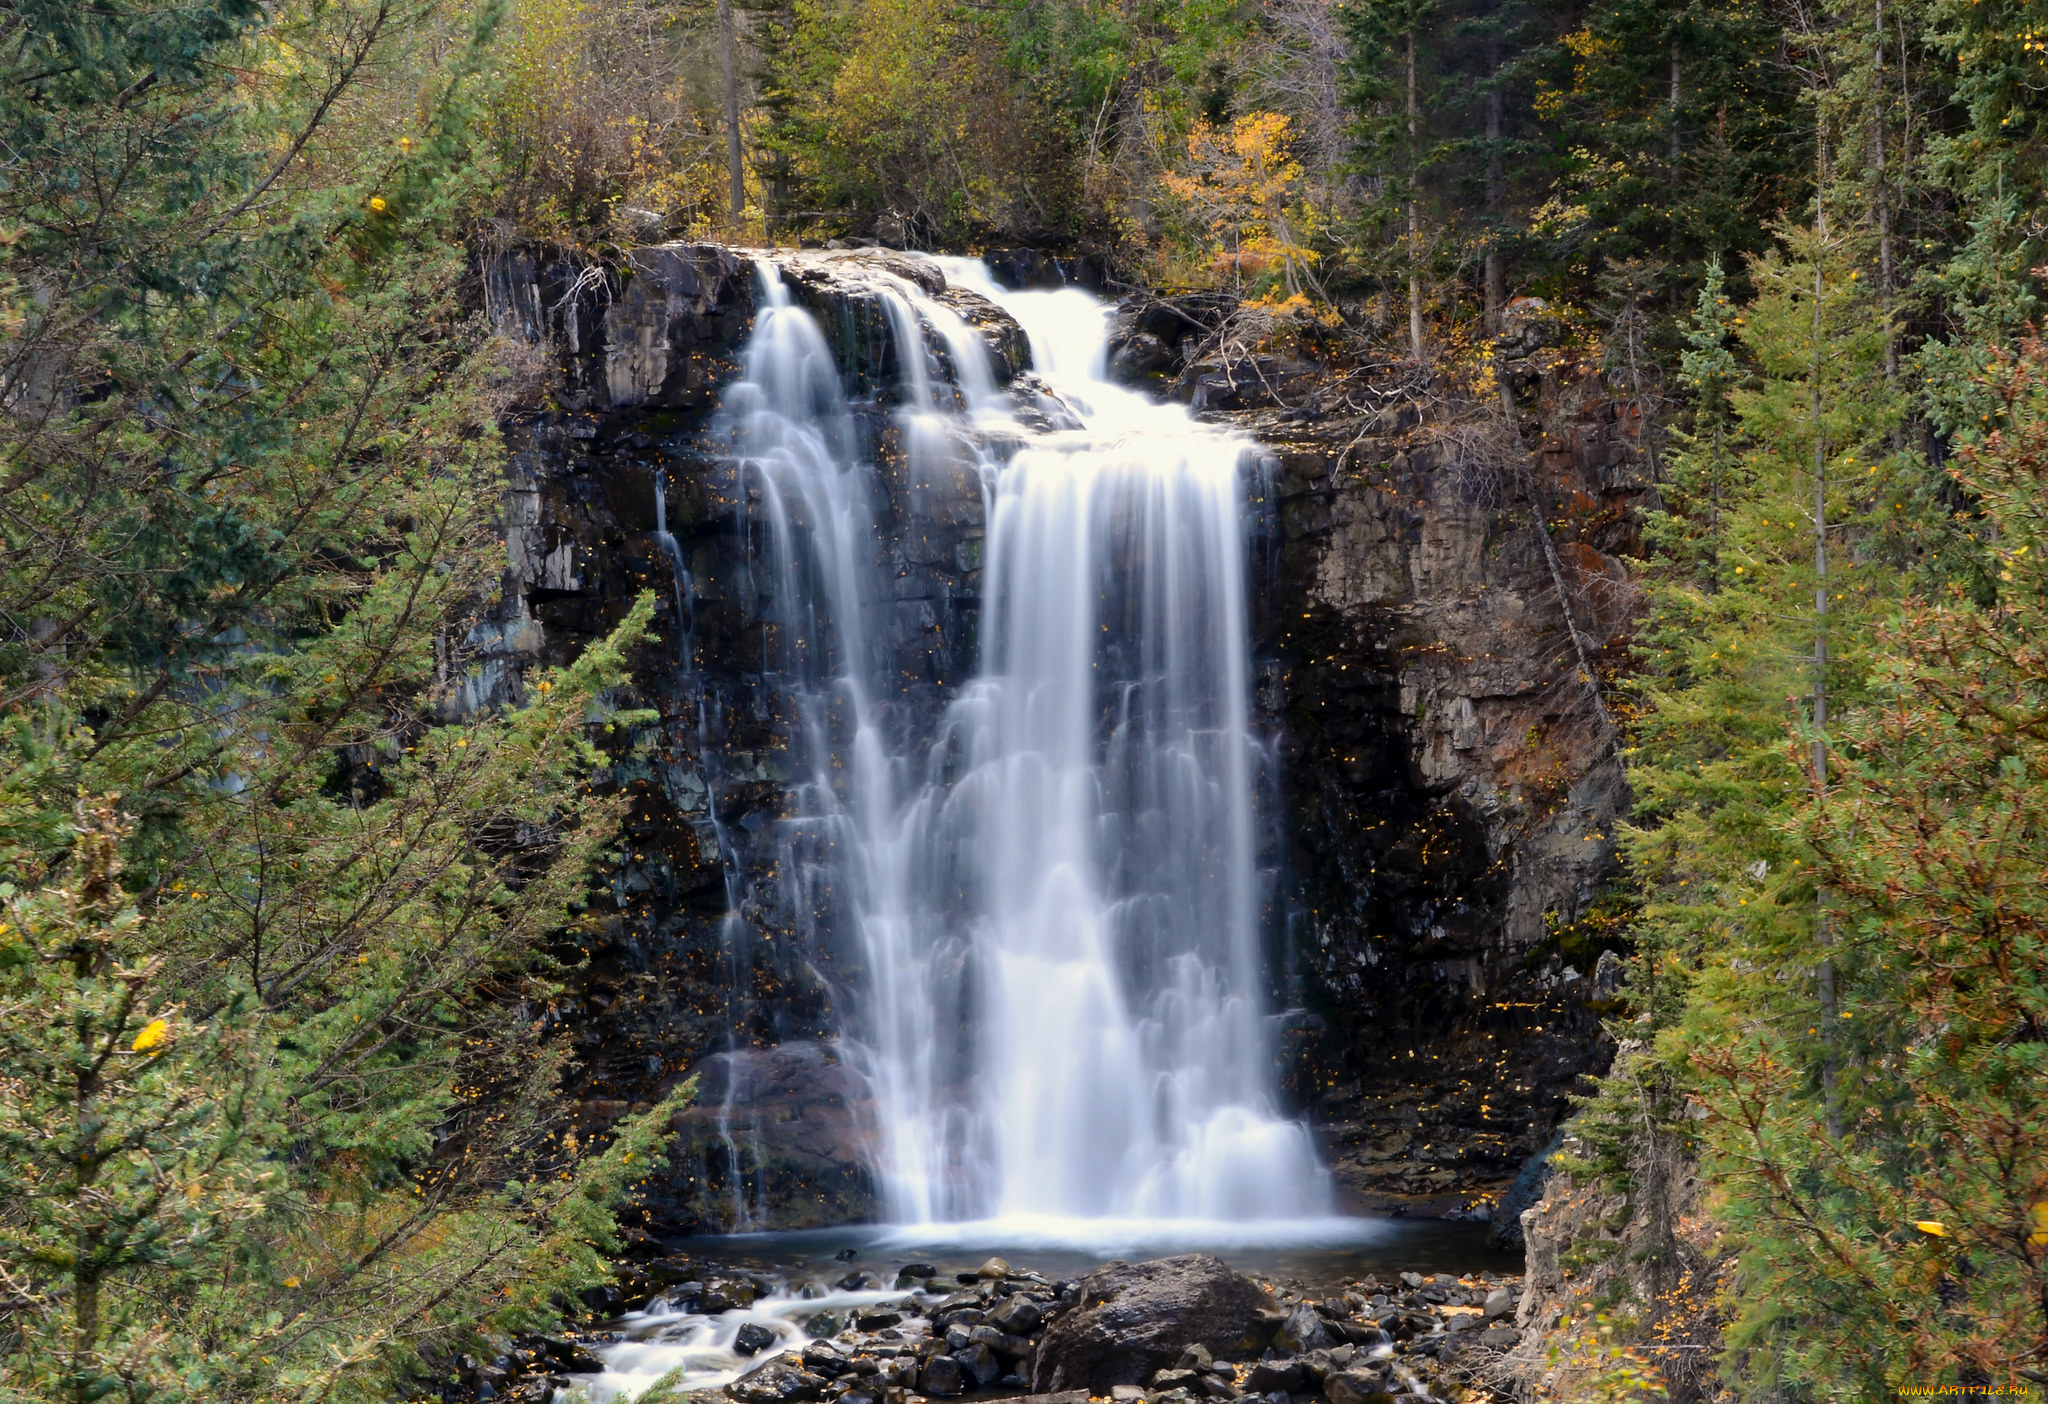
xmin=708 ymin=249 xmax=1333 ymax=1232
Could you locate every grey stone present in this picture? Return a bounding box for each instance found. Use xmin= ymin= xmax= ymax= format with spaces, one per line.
xmin=1482 ymin=1287 xmax=1517 ymax=1320
xmin=989 ymin=1295 xmax=1042 ymax=1334
xmin=1245 ymin=1360 xmax=1309 ymax=1395
xmin=919 ymin=1356 xmax=964 ymax=1397
xmin=956 ymin=1342 xmax=1004 ymax=1387
xmin=968 ymin=1324 xmax=1030 ymax=1358
xmin=734 ymin=1322 xmax=778 ymax=1356
xmin=702 ymin=1277 xmax=758 ymax=1313
xmin=801 ymin=1343 xmax=848 ymax=1377
xmin=727 ymin=1359 xmax=829 ymax=1404
xmin=1030 ymin=1255 xmax=1279 ymax=1393
xmin=1324 ymin=1371 xmax=1391 ymax=1404
xmin=1273 ymin=1305 xmax=1331 ymax=1354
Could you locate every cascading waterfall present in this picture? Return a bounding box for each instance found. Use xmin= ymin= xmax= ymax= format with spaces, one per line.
xmin=712 ymin=254 xmax=1330 ymax=1235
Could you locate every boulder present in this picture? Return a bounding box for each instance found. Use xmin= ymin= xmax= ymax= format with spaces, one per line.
xmin=726 ymin=1359 xmax=828 ymax=1404
xmin=1245 ymin=1360 xmax=1309 ymax=1395
xmin=955 ymin=1342 xmax=1004 ymax=1387
xmin=919 ymin=1355 xmax=965 ymax=1397
xmin=1273 ymin=1304 xmax=1331 ymax=1354
xmin=1030 ymin=1255 xmax=1278 ymax=1393
xmin=700 ymin=1277 xmax=757 ymax=1313
xmin=968 ymin=1324 xmax=1030 ymax=1358
xmin=800 ymin=1343 xmax=849 ymax=1377
xmin=1482 ymin=1287 xmax=1517 ymax=1320
xmin=1324 ymin=1370 xmax=1392 ymax=1404
xmin=1110 ymin=333 xmax=1176 ymax=385
xmin=989 ymin=1295 xmax=1043 ymax=1334
xmin=733 ymin=1322 xmax=778 ymax=1356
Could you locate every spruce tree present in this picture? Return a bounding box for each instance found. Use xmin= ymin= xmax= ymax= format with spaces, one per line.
xmin=0 ymin=1 xmax=682 ymax=1396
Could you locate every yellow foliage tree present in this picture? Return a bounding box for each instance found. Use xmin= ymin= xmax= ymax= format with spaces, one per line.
xmin=1161 ymin=111 xmax=1322 ymax=299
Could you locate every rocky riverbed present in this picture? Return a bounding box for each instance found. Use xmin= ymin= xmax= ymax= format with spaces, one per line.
xmin=423 ymin=1251 xmax=1525 ymax=1404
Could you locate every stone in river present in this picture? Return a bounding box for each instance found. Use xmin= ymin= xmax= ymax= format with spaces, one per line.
xmin=1482 ymin=1287 xmax=1518 ymax=1320
xmin=726 ymin=1359 xmax=828 ymax=1404
xmin=969 ymin=1324 xmax=1029 ymax=1358
xmin=955 ymin=1341 xmax=1004 ymax=1387
xmin=1031 ymin=1255 xmax=1278 ymax=1394
xmin=1245 ymin=1360 xmax=1308 ymax=1395
xmin=975 ymin=1257 xmax=1013 ymax=1279
xmin=1324 ymin=1371 xmax=1390 ymax=1404
xmin=801 ymin=1343 xmax=849 ymax=1377
xmin=919 ymin=1356 xmax=965 ymax=1397
xmin=1273 ymin=1305 xmax=1331 ymax=1354
xmin=898 ymin=1262 xmax=940 ymax=1278
xmin=702 ymin=1277 xmax=759 ymax=1313
xmin=734 ymin=1322 xmax=778 ymax=1356
xmin=988 ymin=1295 xmax=1042 ymax=1334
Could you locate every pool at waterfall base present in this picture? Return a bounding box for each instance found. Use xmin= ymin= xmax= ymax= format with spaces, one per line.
xmin=573 ymin=1219 xmax=1521 ymax=1402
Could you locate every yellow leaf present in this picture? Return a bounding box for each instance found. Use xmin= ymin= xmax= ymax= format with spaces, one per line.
xmin=131 ymin=1019 xmax=169 ymax=1053
xmin=2029 ymin=1204 xmax=2048 ymax=1247
xmin=1913 ymin=1220 xmax=1948 ymax=1237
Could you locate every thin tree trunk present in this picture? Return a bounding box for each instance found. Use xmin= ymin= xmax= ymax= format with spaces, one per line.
xmin=1407 ymin=29 xmax=1424 ymax=362
xmin=719 ymin=0 xmax=745 ymax=221
xmin=1670 ymin=41 xmax=1682 ymax=164
xmin=1811 ymin=127 xmax=1843 ymax=1142
xmin=1485 ymin=30 xmax=1505 ymax=333
xmin=1874 ymin=0 xmax=1897 ymax=382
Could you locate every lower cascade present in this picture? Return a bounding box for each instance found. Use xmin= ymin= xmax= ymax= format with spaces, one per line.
xmin=719 ymin=254 xmax=1332 ymax=1231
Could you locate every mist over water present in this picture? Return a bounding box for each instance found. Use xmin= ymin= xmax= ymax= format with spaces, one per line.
xmin=720 ymin=253 xmax=1331 ymax=1237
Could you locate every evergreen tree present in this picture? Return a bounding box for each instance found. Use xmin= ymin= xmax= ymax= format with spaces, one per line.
xmin=1522 ymin=0 xmax=1804 ymax=295
xmin=0 ymin=0 xmax=680 ymax=1395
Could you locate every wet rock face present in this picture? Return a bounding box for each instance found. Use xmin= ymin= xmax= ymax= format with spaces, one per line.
xmin=477 ymin=244 xmax=1022 ymax=1231
xmin=481 ymin=244 xmax=1638 ymax=1232
xmin=1221 ymin=363 xmax=1645 ymax=1223
xmin=1031 ymin=1255 xmax=1278 ymax=1392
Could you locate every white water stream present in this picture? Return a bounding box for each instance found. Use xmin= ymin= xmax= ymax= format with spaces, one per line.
xmin=715 ymin=254 xmax=1331 ymax=1232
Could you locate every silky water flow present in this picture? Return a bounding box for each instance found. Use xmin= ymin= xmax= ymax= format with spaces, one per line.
xmin=700 ymin=256 xmax=1331 ymax=1237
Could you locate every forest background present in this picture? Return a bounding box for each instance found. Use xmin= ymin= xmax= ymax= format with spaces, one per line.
xmin=2 ymin=0 xmax=2045 ymax=1399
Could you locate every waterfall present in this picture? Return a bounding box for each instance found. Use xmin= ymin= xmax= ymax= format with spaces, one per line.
xmin=711 ymin=254 xmax=1331 ymax=1234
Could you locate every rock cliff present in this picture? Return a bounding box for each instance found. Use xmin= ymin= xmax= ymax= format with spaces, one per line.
xmin=473 ymin=244 xmax=1638 ymax=1233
